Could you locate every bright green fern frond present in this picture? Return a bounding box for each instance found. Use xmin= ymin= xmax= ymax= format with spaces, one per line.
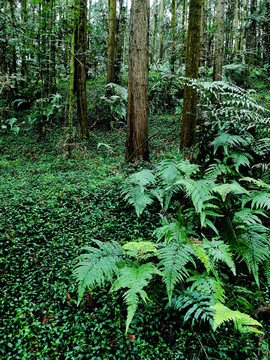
xmin=205 ymin=162 xmax=233 ymax=180
xmin=111 ymin=263 xmax=157 ymax=332
xmin=171 ymin=288 xmax=215 ymax=326
xmin=211 ymin=302 xmax=263 ymax=334
xmin=122 ymin=241 xmax=158 ymax=259
xmin=158 ymin=243 xmax=194 ymax=303
xmin=73 ymin=240 xmax=123 ymax=304
xmin=128 ymin=169 xmax=155 ymax=188
xmin=157 ymin=158 xmax=181 ymax=185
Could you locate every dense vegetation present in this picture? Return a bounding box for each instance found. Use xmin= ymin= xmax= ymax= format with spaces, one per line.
xmin=1 ymin=0 xmax=270 ymax=359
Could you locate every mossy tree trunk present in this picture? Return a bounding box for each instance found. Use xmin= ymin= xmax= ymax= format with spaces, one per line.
xmin=233 ymin=0 xmax=239 ymax=57
xmin=76 ymin=0 xmax=88 ymax=139
xmin=150 ymin=0 xmax=158 ymax=65
xmin=180 ymin=0 xmax=202 ymax=149
xmin=213 ymin=0 xmax=224 ymax=81
xmin=125 ymin=0 xmax=150 ymax=161
xmin=107 ymin=0 xmax=117 ymax=84
xmin=239 ymin=0 xmax=246 ymax=62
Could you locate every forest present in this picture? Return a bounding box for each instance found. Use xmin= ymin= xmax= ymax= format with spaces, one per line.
xmin=0 ymin=0 xmax=270 ymax=358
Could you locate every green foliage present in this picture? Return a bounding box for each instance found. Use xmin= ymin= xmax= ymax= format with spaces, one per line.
xmin=211 ymin=303 xmax=263 ymax=334
xmin=171 ymin=289 xmax=215 ymax=326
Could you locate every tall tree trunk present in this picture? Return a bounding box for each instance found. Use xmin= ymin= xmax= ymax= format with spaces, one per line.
xmin=9 ymin=0 xmax=17 ymax=81
xmin=76 ymin=0 xmax=88 ymax=139
xmin=233 ymin=0 xmax=239 ymax=57
xmin=199 ymin=0 xmax=208 ymax=67
xmin=150 ymin=0 xmax=158 ymax=64
xmin=180 ymin=0 xmax=187 ymax=65
xmin=107 ymin=0 xmax=117 ymax=84
xmin=158 ymin=0 xmax=164 ymax=62
xmin=246 ymin=0 xmax=257 ymax=63
xmin=213 ymin=0 xmax=224 ymax=81
xmin=21 ymin=0 xmax=27 ymax=78
xmin=68 ymin=0 xmax=76 ymax=156
xmin=115 ymin=0 xmax=127 ymax=83
xmin=125 ymin=0 xmax=150 ymax=161
xmin=170 ymin=0 xmax=176 ymax=71
xmin=180 ymin=0 xmax=202 ymax=149
xmin=239 ymin=0 xmax=246 ymax=62
xmin=48 ymin=0 xmax=56 ymax=94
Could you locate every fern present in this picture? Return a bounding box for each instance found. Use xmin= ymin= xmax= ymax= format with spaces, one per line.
xmin=111 ymin=263 xmax=157 ymax=333
xmin=122 ymin=241 xmax=158 ymax=259
xmin=157 ymin=243 xmax=195 ymax=303
xmin=211 ymin=302 xmax=263 ymax=334
xmin=211 ymin=133 xmax=249 ymax=155
xmin=73 ymin=240 xmax=123 ymax=304
xmin=171 ymin=289 xmax=215 ymax=326
xmin=187 ymin=272 xmax=226 ymax=303
xmin=227 ymin=152 xmax=253 ymax=172
xmin=213 ymin=181 xmax=249 ymax=202
xmin=122 ymin=169 xmax=155 ymax=216
xmin=202 ymin=238 xmax=236 ymax=275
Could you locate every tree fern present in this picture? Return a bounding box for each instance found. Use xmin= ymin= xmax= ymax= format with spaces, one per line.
xmin=73 ymin=240 xmax=123 ymax=304
xmin=111 ymin=263 xmax=157 ymax=333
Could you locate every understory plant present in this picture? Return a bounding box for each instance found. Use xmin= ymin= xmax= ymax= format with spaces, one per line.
xmin=74 ymin=80 xmax=269 ymax=339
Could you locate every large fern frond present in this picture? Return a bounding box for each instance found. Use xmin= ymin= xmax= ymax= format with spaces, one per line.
xmin=111 ymin=263 xmax=157 ymax=332
xmin=122 ymin=169 xmax=155 ymax=216
xmin=211 ymin=133 xmax=249 ymax=155
xmin=187 ymin=272 xmax=226 ymax=303
xmin=202 ymin=238 xmax=236 ymax=275
xmin=73 ymin=240 xmax=123 ymax=304
xmin=158 ymin=243 xmax=195 ymax=303
xmin=171 ymin=289 xmax=215 ymax=326
xmin=211 ymin=302 xmax=263 ymax=334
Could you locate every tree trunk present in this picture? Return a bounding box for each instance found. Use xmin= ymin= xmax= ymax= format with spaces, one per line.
xmin=199 ymin=0 xmax=208 ymax=67
xmin=239 ymin=0 xmax=246 ymax=62
xmin=213 ymin=0 xmax=224 ymax=81
xmin=158 ymin=0 xmax=164 ymax=62
xmin=180 ymin=0 xmax=202 ymax=149
xmin=180 ymin=0 xmax=187 ymax=65
xmin=246 ymin=0 xmax=257 ymax=63
xmin=68 ymin=0 xmax=76 ymax=156
xmin=107 ymin=0 xmax=117 ymax=84
xmin=233 ymin=0 xmax=239 ymax=57
xmin=150 ymin=0 xmax=158 ymax=65
xmin=115 ymin=0 xmax=127 ymax=83
xmin=170 ymin=0 xmax=176 ymax=71
xmin=76 ymin=0 xmax=88 ymax=139
xmin=125 ymin=0 xmax=150 ymax=161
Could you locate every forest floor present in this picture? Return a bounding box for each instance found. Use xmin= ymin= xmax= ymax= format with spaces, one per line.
xmin=1 ymin=112 xmax=268 ymax=359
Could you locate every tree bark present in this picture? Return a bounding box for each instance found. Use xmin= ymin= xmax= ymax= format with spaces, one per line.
xmin=213 ymin=0 xmax=224 ymax=81
xmin=170 ymin=0 xmax=176 ymax=71
xmin=115 ymin=0 xmax=127 ymax=83
xmin=158 ymin=0 xmax=164 ymax=62
xmin=180 ymin=0 xmax=202 ymax=149
xmin=107 ymin=0 xmax=117 ymax=84
xmin=150 ymin=0 xmax=158 ymax=64
xmin=76 ymin=0 xmax=88 ymax=139
xmin=125 ymin=0 xmax=150 ymax=161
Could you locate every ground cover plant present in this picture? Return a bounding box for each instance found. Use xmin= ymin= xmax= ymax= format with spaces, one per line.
xmin=1 ymin=84 xmax=270 ymax=358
